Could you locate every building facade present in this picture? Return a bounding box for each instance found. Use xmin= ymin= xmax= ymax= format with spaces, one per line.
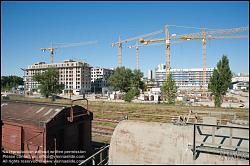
xmin=232 ymin=76 xmax=249 ymax=82
xmin=24 ymin=60 xmax=91 ymax=95
xmin=148 ymin=69 xmax=153 ymax=80
xmin=91 ymin=67 xmax=113 ymax=92
xmin=230 ymin=81 xmax=249 ymax=91
xmin=155 ymin=64 xmax=214 ymax=89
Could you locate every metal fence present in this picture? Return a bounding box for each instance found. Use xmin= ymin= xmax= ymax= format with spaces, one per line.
xmin=191 ymin=123 xmax=249 ymax=160
xmin=79 ymin=145 xmax=110 ymax=165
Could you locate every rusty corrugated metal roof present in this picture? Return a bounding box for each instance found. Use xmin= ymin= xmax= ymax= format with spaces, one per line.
xmin=1 ymin=100 xmax=66 ymax=127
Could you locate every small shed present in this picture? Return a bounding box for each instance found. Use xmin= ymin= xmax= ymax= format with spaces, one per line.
xmin=1 ymin=100 xmax=93 ymax=163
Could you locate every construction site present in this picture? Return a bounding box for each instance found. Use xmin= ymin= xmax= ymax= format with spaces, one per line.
xmin=1 ymin=2 xmax=249 ymax=165
xmin=18 ymin=25 xmax=249 ymax=107
xmin=2 ymin=90 xmax=249 ymax=165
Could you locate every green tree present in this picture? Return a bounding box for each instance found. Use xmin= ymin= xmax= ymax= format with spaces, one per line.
xmin=161 ymin=73 xmax=177 ymax=104
xmin=33 ymin=68 xmax=64 ymax=98
xmin=1 ymin=75 xmax=24 ymax=91
xmin=208 ymin=55 xmax=232 ymax=107
xmin=108 ymin=67 xmax=133 ymax=93
xmin=123 ymin=88 xmax=139 ymax=102
xmin=108 ymin=67 xmax=144 ymax=102
xmin=131 ymin=69 xmax=145 ymax=95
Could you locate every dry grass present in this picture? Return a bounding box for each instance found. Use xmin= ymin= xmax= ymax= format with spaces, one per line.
xmin=7 ymin=95 xmax=249 ymax=120
xmin=6 ymin=95 xmax=249 ymax=143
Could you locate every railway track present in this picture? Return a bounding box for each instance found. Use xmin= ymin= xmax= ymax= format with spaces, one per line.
xmin=92 ymin=125 xmax=115 ymax=137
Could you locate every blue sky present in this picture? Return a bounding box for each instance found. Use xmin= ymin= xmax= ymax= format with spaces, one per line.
xmin=1 ymin=1 xmax=249 ymax=77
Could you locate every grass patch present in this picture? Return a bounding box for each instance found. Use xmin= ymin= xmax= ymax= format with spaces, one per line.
xmin=6 ymin=95 xmax=249 ymax=122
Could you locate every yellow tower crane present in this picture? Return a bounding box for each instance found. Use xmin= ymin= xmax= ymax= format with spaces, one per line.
xmin=41 ymin=40 xmax=98 ymax=63
xmin=140 ymin=25 xmax=171 ymax=76
xmin=128 ymin=41 xmax=182 ymax=70
xmin=112 ymin=29 xmax=164 ymax=67
xmin=177 ymin=27 xmax=248 ymax=93
xmin=127 ymin=41 xmax=166 ymax=70
xmin=140 ymin=25 xmax=249 ymax=92
xmin=127 ymin=41 xmax=141 ymax=70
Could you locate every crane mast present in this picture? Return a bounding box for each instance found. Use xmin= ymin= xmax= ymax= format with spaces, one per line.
xmin=41 ymin=41 xmax=97 ymax=64
xmin=179 ymin=27 xmax=248 ymax=94
xmin=128 ymin=42 xmax=169 ymax=70
xmin=128 ymin=41 xmax=140 ymax=69
xmin=118 ymin=36 xmax=122 ymax=66
xmin=41 ymin=42 xmax=55 ymax=63
xmin=139 ymin=25 xmax=171 ymax=79
xmin=140 ymin=26 xmax=248 ymax=93
xmin=202 ymin=30 xmax=206 ymax=93
xmin=165 ymin=25 xmax=170 ymax=78
xmin=112 ymin=29 xmax=163 ymax=67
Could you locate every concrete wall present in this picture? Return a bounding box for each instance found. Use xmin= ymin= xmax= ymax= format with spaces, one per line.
xmin=109 ymin=120 xmax=248 ymax=165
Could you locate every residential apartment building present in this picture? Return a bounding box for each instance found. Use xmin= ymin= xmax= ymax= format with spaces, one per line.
xmin=154 ymin=64 xmax=214 ymax=89
xmin=91 ymin=67 xmax=113 ymax=91
xmin=24 ymin=60 xmax=91 ymax=95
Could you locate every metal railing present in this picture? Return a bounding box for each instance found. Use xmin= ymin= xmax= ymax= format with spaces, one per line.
xmin=78 ymin=145 xmax=110 ymax=165
xmin=190 ymin=123 xmax=249 ymax=160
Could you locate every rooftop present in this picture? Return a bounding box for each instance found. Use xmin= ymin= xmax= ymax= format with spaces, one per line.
xmin=1 ymin=100 xmax=66 ymax=127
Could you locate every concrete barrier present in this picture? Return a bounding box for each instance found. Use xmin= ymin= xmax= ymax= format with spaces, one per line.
xmin=109 ymin=120 xmax=248 ymax=165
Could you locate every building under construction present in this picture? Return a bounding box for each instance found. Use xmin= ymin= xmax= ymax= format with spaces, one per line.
xmin=22 ymin=60 xmax=92 ymax=95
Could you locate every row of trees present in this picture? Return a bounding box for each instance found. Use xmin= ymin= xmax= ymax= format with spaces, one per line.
xmin=1 ymin=76 xmax=24 ymax=91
